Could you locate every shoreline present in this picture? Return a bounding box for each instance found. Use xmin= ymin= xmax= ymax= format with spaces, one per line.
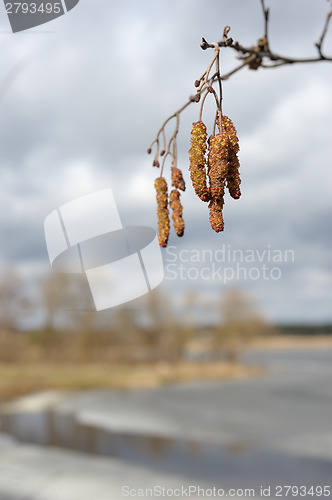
xmin=1 ymin=336 xmax=332 ymax=402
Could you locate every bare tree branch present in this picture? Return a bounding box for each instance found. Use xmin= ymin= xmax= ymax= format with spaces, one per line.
xmin=260 ymin=0 xmax=270 ymax=51
xmin=316 ymin=0 xmax=332 ymax=57
xmin=148 ymin=0 xmax=332 ymax=172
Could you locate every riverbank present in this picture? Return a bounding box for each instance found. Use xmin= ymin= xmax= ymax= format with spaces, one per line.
xmin=2 ymin=334 xmax=332 ymax=402
xmin=0 ymin=361 xmax=263 ymax=402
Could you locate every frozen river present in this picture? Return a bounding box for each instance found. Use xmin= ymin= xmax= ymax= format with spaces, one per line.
xmin=0 ymin=348 xmax=331 ymax=499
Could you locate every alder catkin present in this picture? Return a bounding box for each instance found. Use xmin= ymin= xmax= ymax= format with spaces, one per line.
xmin=208 ymin=196 xmax=224 ymax=233
xmin=170 ymin=189 xmax=185 ymax=237
xmin=222 ymin=115 xmax=241 ymax=199
xmin=189 ymin=121 xmax=211 ymax=202
xmin=155 ymin=177 xmax=170 ymax=247
xmin=226 ymin=153 xmax=241 ymax=199
xmin=222 ymin=116 xmax=239 ymax=153
xmin=207 ymin=134 xmax=228 ymax=200
xmin=171 ymin=166 xmax=186 ymax=191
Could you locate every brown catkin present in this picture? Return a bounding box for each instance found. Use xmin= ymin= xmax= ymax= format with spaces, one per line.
xmin=188 ymin=121 xmax=211 ymax=202
xmin=155 ymin=177 xmax=170 ymax=247
xmin=170 ymin=189 xmax=185 ymax=237
xmin=221 ymin=116 xmax=239 ymax=153
xmin=222 ymin=115 xmax=241 ymax=199
xmin=207 ymin=134 xmax=228 ymax=200
xmin=208 ymin=196 xmax=224 ymax=233
xmin=226 ymin=153 xmax=241 ymax=199
xmin=171 ymin=166 xmax=186 ymax=191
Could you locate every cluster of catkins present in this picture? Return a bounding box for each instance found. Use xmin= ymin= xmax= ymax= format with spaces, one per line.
xmin=189 ymin=115 xmax=241 ymax=232
xmin=155 ymin=166 xmax=185 ymax=247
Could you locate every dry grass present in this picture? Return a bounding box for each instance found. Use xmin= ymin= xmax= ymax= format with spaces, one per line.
xmin=1 ymin=333 xmax=330 ymax=402
xmin=0 ymin=361 xmax=263 ymax=402
xmin=250 ymin=334 xmax=332 ymax=350
xmin=188 ymin=334 xmax=332 ymax=356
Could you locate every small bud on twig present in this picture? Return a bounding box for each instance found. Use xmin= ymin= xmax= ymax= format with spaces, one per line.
xmin=223 ymin=26 xmax=231 ymax=39
xmin=200 ymin=37 xmax=209 ymax=50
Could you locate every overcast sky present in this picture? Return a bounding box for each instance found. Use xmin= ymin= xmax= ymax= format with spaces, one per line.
xmin=0 ymin=0 xmax=331 ymax=324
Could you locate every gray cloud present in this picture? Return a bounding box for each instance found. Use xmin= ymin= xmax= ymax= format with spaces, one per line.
xmin=0 ymin=0 xmax=331 ymax=322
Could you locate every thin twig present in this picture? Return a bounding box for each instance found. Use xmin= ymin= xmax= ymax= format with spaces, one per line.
xmin=197 ymin=49 xmax=219 ymax=92
xmin=260 ymin=0 xmax=270 ymax=51
xmin=316 ymin=0 xmax=332 ymax=57
xmin=147 ymin=97 xmax=194 ymax=156
xmin=221 ymin=56 xmax=257 ymax=80
xmin=160 ymin=112 xmax=180 ymax=176
xmin=200 ymin=36 xmax=233 ymax=50
xmin=214 ymin=47 xmax=223 ymax=129
xmin=199 ymin=89 xmax=210 ymax=121
xmin=148 ymin=0 xmax=332 ymax=173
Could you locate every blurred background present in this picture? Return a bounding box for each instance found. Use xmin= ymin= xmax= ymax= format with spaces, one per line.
xmin=0 ymin=0 xmax=332 ymax=499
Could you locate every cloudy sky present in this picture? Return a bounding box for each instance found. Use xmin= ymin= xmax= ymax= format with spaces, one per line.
xmin=0 ymin=0 xmax=331 ymax=324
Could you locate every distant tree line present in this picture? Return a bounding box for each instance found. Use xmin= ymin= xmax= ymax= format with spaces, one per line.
xmin=0 ymin=268 xmax=272 ymax=364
